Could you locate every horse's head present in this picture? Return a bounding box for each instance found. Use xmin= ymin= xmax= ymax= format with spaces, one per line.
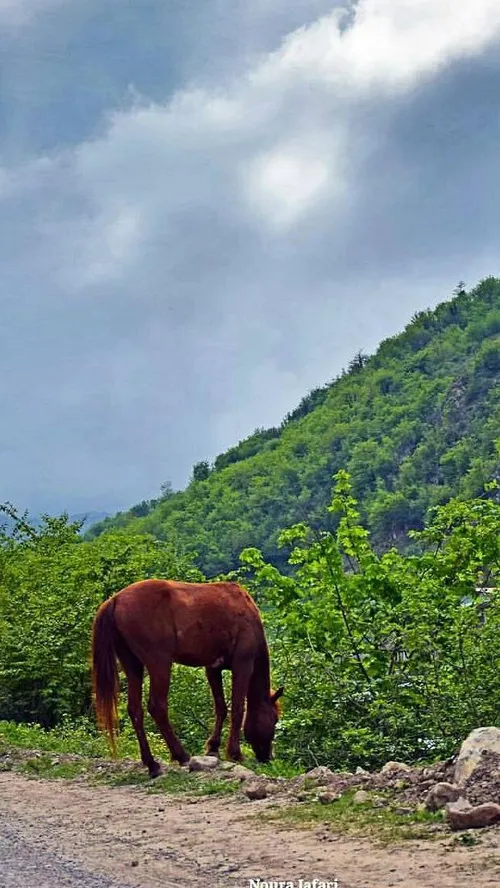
xmin=244 ymin=686 xmax=284 ymax=762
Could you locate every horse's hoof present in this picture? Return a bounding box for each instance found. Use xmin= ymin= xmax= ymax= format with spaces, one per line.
xmin=149 ymin=762 xmax=162 ymax=779
xmin=227 ymin=750 xmax=243 ymax=763
xmin=175 ymin=753 xmax=191 ymax=767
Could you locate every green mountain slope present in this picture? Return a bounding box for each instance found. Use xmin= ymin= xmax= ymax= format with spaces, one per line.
xmin=89 ymin=278 xmax=500 ymax=575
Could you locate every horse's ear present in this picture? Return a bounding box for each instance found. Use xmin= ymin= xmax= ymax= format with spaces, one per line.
xmin=271 ymin=687 xmax=284 ymax=703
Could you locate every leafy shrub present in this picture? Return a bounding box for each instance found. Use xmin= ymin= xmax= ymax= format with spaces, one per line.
xmin=241 ymin=472 xmax=500 ymax=769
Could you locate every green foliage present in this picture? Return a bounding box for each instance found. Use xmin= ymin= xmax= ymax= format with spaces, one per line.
xmin=0 ymin=507 xmax=203 ymax=726
xmin=0 ymin=718 xmax=109 ymax=757
xmin=241 ymin=472 xmax=500 ymax=770
xmin=1 ymin=476 xmax=499 ymax=774
xmin=89 ymin=278 xmax=500 ymax=576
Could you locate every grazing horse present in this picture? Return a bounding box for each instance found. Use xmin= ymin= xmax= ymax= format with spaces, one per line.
xmin=91 ymin=579 xmax=283 ymax=776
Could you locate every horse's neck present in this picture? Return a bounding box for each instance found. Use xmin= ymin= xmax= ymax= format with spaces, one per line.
xmin=247 ymin=642 xmax=271 ymax=707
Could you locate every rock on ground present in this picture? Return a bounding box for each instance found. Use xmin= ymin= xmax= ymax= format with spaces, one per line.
xmin=188 ymin=755 xmax=220 ymax=772
xmin=446 ymin=799 xmax=500 ymax=831
xmin=244 ymin=780 xmax=268 ymax=800
xmin=220 ymin=763 xmax=256 ymax=780
xmin=425 ymin=782 xmax=463 ymax=812
xmin=454 ymin=727 xmax=500 ymax=785
xmin=380 ymin=761 xmax=413 ymax=775
xmin=304 ymin=766 xmax=336 ymax=784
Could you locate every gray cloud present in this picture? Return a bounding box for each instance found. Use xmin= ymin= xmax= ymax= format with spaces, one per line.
xmin=0 ymin=0 xmax=336 ymax=158
xmin=1 ymin=1 xmax=500 ymax=515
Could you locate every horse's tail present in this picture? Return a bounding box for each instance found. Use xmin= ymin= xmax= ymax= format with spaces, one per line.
xmin=91 ymin=597 xmax=119 ymax=757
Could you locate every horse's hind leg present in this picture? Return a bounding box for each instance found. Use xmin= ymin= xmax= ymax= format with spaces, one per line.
xmin=205 ymin=667 xmax=227 ymax=756
xmin=126 ymin=671 xmax=162 ymax=778
xmin=227 ymin=660 xmax=253 ymax=761
xmin=117 ymin=643 xmax=161 ymax=778
xmin=147 ymin=661 xmax=190 ymax=765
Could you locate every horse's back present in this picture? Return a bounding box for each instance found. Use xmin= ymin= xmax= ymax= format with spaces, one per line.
xmin=112 ymin=579 xmax=263 ymax=668
xmin=114 ymin=578 xmax=259 ymax=620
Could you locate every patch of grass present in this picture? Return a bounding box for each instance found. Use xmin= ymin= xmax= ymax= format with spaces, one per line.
xmin=0 ymin=720 xmax=281 ymax=801
xmin=452 ymin=833 xmax=482 ymax=847
xmin=95 ymin=768 xmax=158 ymax=788
xmin=260 ymin=788 xmax=444 ymax=844
xmin=3 ymin=741 xmax=241 ymax=799
xmin=197 ymin=778 xmax=240 ymax=796
xmin=0 ymin=717 xmax=174 ymax=761
xmin=251 ymin=758 xmax=302 ymax=779
xmin=99 ymin=766 xmax=201 ymax=792
xmin=19 ymin=755 xmax=89 ymax=780
xmin=0 ymin=719 xmax=273 ymax=772
xmin=96 ymin=764 xmax=239 ymax=797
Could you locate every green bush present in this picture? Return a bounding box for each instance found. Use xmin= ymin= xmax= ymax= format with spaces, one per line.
xmin=241 ymin=471 xmax=500 ymax=769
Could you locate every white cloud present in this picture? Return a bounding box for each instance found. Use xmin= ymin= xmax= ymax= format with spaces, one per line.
xmin=246 ymin=144 xmax=334 ymax=227
xmin=259 ymin=0 xmax=500 ymax=92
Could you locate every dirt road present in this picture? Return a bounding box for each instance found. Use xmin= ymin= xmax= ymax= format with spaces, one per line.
xmin=1 ymin=772 xmax=499 ymax=888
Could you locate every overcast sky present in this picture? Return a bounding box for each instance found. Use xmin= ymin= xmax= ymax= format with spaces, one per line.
xmin=1 ymin=0 xmax=500 ymax=516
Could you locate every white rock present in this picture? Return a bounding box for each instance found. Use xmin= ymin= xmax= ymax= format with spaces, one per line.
xmin=454 ymin=726 xmax=500 ymax=785
xmin=230 ymin=765 xmax=257 ymax=781
xmin=188 ymin=755 xmax=220 ymax=772
xmin=380 ymin=761 xmax=412 ymax=774
xmin=304 ymin=766 xmax=335 ymax=784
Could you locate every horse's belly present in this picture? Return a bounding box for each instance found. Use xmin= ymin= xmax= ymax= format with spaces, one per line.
xmin=173 ymin=622 xmax=233 ymax=668
xmin=174 ymin=653 xmax=228 ymax=669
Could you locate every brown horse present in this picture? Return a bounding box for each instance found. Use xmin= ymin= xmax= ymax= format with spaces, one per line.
xmin=91 ymin=579 xmax=283 ymax=776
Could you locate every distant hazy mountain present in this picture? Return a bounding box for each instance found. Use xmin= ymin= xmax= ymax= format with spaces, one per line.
xmin=69 ymin=511 xmax=111 ymax=532
xmin=0 ymin=509 xmax=110 ymax=535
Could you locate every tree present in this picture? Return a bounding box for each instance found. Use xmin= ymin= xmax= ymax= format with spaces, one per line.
xmin=192 ymin=461 xmax=211 ymax=483
xmin=453 ymin=280 xmax=467 ymax=297
xmin=347 ymin=350 xmax=369 ymax=374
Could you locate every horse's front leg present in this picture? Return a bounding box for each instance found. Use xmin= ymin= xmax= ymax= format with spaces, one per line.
xmin=205 ymin=666 xmax=227 ymax=756
xmin=227 ymin=660 xmax=253 ymax=761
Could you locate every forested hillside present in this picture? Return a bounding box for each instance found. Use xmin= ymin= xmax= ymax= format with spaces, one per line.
xmin=89 ymin=278 xmax=500 ymax=576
